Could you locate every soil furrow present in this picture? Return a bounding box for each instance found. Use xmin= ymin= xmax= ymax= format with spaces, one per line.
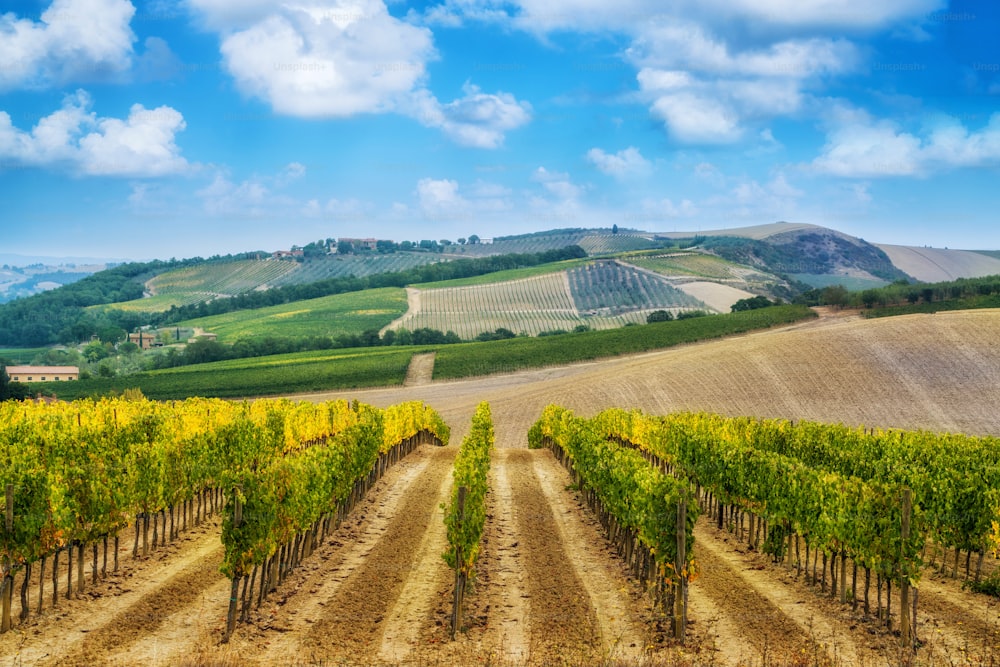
xmin=0 ymin=520 xmax=222 ymax=666
xmin=532 ymin=449 xmax=648 ymax=660
xmin=506 ymin=449 xmax=602 ymax=664
xmin=374 ymin=458 xmax=453 ymax=663
xmin=235 ymin=446 xmax=435 ymax=663
xmin=53 ymin=541 xmax=225 ymax=666
xmin=298 ymin=445 xmax=455 ymax=662
xmin=693 ymin=521 xmax=848 ymax=664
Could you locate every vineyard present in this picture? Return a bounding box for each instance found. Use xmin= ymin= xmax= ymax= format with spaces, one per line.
xmin=1 ymin=308 xmax=999 ymax=666
xmin=389 ymin=265 xmax=712 ymax=339
xmin=567 ymin=260 xmax=704 ymax=316
xmin=136 ymin=260 xmax=300 ymax=311
xmin=0 ymin=397 xmax=447 ymax=643
xmin=269 ymin=253 xmax=446 ymax=287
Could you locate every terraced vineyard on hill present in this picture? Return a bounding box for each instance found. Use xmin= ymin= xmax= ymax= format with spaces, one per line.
xmin=388 ymin=264 xmax=712 ymax=339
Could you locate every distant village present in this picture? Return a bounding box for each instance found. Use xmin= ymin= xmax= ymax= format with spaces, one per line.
xmin=269 ymin=235 xmax=491 ymax=259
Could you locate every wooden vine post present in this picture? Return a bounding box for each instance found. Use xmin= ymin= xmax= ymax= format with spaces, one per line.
xmin=224 ymin=492 xmax=243 ymax=642
xmin=673 ymin=496 xmax=687 ymax=643
xmin=2 ymin=484 xmax=13 ymax=633
xmin=899 ymin=488 xmax=913 ymax=650
xmin=450 ymin=485 xmax=467 ymax=640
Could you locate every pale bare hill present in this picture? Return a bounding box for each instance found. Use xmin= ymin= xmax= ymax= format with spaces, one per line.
xmin=306 ymin=308 xmax=1000 ymax=439
xmin=675 ymin=281 xmax=755 ymax=312
xmin=877 ymin=243 xmax=1000 ymax=282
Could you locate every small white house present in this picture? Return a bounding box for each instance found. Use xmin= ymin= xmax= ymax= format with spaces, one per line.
xmin=6 ymin=366 xmax=79 ymax=382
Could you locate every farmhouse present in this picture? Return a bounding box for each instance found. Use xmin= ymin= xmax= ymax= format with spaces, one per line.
xmin=128 ymin=332 xmax=160 ymax=350
xmin=337 ymin=238 xmax=378 ymax=251
xmin=6 ymin=366 xmax=79 ymax=382
xmin=271 ymin=249 xmax=304 ymax=259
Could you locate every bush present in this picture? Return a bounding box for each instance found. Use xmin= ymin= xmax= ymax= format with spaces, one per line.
xmin=647 ymin=310 xmax=673 ymax=323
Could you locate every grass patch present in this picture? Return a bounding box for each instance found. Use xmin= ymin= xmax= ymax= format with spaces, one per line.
xmin=433 ymin=305 xmax=815 ymax=379
xmin=174 ymin=287 xmax=407 ymax=341
xmin=37 ymin=347 xmax=415 ymax=400
xmin=862 ymin=294 xmax=1000 ymax=318
xmin=790 ymin=273 xmax=889 ymax=291
xmin=412 ymin=259 xmax=590 ymax=289
xmin=0 ymin=347 xmax=51 ymax=364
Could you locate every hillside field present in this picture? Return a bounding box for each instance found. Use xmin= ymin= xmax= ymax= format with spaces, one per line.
xmin=4 ymin=307 xmax=997 ymax=666
xmin=174 ymin=287 xmax=408 ymax=342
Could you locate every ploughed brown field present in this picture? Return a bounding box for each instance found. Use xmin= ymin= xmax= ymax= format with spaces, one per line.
xmin=3 ymin=307 xmax=999 ymax=666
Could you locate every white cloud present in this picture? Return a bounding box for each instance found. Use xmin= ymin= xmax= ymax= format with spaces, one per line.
xmin=0 ymin=0 xmax=136 ymax=89
xmin=0 ymin=90 xmax=188 ymax=176
xmin=197 ymin=172 xmax=269 ymax=216
xmin=409 ymin=84 xmax=532 ymax=148
xmin=531 ymin=167 xmax=582 ymax=200
xmin=214 ymin=1 xmax=434 ymax=118
xmin=630 ymin=22 xmax=858 ymax=143
xmin=586 ymin=146 xmax=650 ymax=178
xmin=811 ymin=112 xmax=1000 ymax=178
xmin=498 ymin=0 xmax=941 ymax=33
xmin=191 ymin=0 xmax=531 ymax=146
xmin=649 ymin=92 xmax=742 ymax=143
xmin=276 ymin=162 xmax=306 ymax=186
xmin=704 ymin=0 xmax=943 ymax=30
xmin=416 ymin=177 xmax=471 ymax=221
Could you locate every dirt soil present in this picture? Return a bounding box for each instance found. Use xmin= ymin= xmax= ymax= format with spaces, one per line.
xmin=2 ymin=308 xmax=999 ymax=666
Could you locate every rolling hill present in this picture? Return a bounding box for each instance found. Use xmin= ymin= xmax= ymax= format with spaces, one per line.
xmin=3 ymin=221 xmax=1000 ymax=351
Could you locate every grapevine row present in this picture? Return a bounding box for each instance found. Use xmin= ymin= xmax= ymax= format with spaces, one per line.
xmin=528 ymin=405 xmax=698 ymax=639
xmin=598 ymin=409 xmax=1000 ymax=581
xmin=0 ymin=396 xmax=448 ymax=635
xmin=591 ymin=408 xmax=924 ymax=645
xmin=442 ymin=401 xmax=493 ymax=637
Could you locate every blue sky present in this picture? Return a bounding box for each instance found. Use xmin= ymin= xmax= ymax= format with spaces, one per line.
xmin=1 ymin=0 xmax=999 ymax=260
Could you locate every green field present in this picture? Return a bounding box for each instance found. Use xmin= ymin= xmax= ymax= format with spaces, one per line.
xmin=175 ymin=287 xmax=408 ymax=341
xmin=0 ymin=347 xmax=51 ymax=364
xmin=433 ymin=305 xmax=815 ymax=379
xmin=790 ymin=273 xmax=889 ymax=291
xmin=411 ymin=258 xmax=590 ymax=289
xmin=38 ymin=347 xmax=415 ymax=400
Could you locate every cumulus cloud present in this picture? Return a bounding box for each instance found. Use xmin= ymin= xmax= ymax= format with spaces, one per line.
xmin=812 ymin=113 xmax=1000 ymax=177
xmin=531 ymin=167 xmax=583 ymax=200
xmin=586 ymin=146 xmax=650 ymax=178
xmin=409 ymin=84 xmax=531 ymax=148
xmin=0 ymin=0 xmax=136 ymax=89
xmin=629 ymin=22 xmax=857 ymax=143
xmin=416 ymin=177 xmax=471 ymax=221
xmin=0 ymin=90 xmax=188 ymax=176
xmin=211 ymin=0 xmax=433 ymax=118
xmin=190 ymin=0 xmax=530 ymax=146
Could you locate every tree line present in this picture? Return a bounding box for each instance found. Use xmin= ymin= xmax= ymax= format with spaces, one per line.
xmin=796 ymin=274 xmax=1000 ymax=311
